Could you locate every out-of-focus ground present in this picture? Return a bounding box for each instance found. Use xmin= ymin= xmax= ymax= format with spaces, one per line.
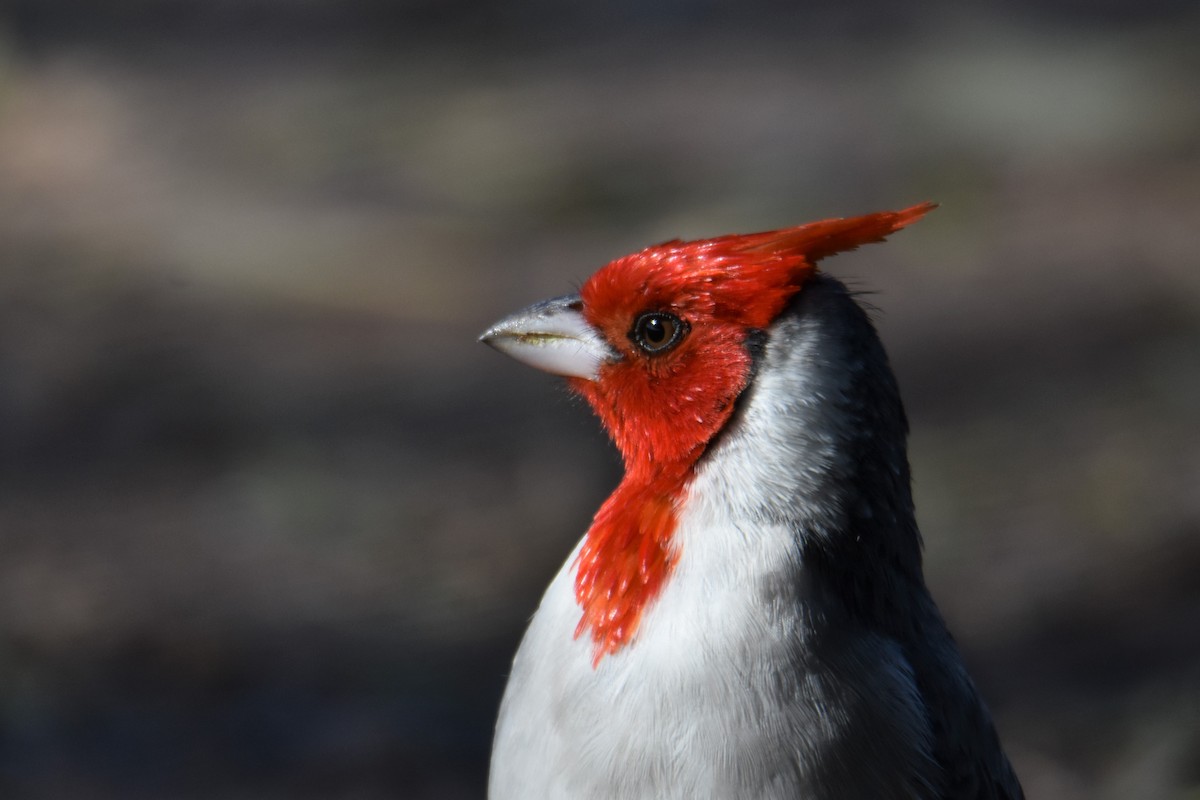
xmin=1 ymin=2 xmax=1198 ymax=798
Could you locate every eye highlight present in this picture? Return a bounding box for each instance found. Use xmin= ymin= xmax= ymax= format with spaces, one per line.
xmin=629 ymin=311 xmax=688 ymax=355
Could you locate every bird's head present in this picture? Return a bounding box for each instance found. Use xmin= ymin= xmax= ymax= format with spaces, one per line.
xmin=482 ymin=203 xmax=934 ymax=662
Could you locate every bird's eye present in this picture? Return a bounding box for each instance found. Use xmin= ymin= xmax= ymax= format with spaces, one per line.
xmin=629 ymin=311 xmax=688 ymax=354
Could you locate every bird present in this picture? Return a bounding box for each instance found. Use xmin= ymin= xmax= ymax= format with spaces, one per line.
xmin=479 ymin=204 xmax=1024 ymax=800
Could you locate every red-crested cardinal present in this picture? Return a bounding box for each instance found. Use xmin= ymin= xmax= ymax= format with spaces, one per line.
xmin=480 ymin=204 xmax=1024 ymax=800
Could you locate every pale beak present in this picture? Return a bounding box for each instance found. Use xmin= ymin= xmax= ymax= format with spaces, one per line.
xmin=479 ymin=294 xmax=615 ymax=382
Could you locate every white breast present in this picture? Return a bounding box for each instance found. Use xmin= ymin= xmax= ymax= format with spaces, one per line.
xmin=488 ymin=290 xmax=938 ymax=799
xmin=489 ymin=457 xmax=933 ymax=799
xmin=489 ymin=482 xmax=802 ymax=798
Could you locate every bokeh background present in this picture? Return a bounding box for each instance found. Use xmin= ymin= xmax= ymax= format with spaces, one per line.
xmin=1 ymin=2 xmax=1199 ymax=798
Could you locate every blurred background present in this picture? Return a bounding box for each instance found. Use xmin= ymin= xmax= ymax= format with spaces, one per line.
xmin=1 ymin=1 xmax=1198 ymax=798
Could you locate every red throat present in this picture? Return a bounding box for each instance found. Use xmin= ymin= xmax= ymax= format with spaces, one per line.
xmin=572 ymin=465 xmax=687 ymax=666
xmin=567 ymin=203 xmax=934 ymax=665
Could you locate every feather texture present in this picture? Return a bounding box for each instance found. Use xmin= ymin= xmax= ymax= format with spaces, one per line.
xmin=569 ymin=204 xmax=934 ymax=662
xmin=484 ymin=206 xmax=1023 ymax=800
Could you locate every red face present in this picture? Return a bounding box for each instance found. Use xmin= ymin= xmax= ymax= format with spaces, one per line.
xmin=573 ymin=238 xmax=814 ymax=475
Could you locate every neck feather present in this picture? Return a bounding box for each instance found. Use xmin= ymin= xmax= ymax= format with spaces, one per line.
xmin=570 ymin=275 xmax=925 ymax=663
xmin=572 ymin=459 xmax=691 ymax=665
xmin=697 ymin=275 xmax=926 ymax=631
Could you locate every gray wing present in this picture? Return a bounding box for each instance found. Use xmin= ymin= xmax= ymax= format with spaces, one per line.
xmin=905 ymin=601 xmax=1025 ymax=800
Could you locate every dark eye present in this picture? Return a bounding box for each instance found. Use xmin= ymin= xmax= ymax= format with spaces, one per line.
xmin=629 ymin=311 xmax=688 ymax=354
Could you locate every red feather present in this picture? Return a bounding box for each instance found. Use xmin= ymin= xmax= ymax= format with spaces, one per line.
xmin=570 ymin=203 xmax=934 ymax=663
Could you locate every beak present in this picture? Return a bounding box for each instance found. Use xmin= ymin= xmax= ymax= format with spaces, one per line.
xmin=479 ymin=294 xmax=615 ymax=382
